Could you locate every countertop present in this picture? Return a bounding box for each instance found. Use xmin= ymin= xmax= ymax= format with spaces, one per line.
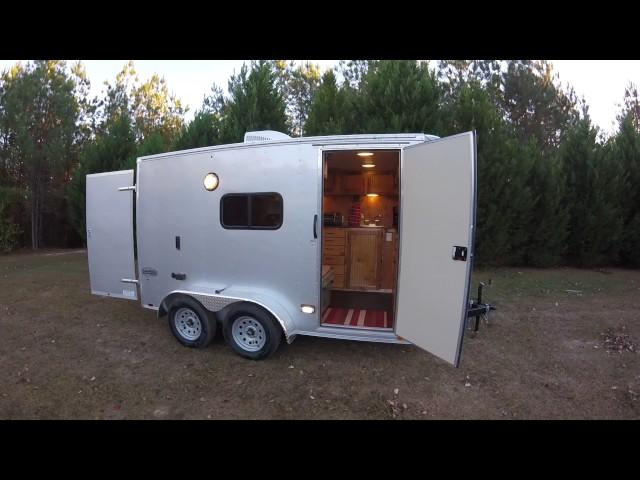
xmin=325 ymin=225 xmax=397 ymax=231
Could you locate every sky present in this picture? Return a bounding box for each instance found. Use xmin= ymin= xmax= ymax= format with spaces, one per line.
xmin=0 ymin=60 xmax=639 ymax=137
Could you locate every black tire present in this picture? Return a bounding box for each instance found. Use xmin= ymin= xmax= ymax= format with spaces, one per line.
xmin=223 ymin=303 xmax=283 ymax=360
xmin=168 ymin=296 xmax=216 ymax=348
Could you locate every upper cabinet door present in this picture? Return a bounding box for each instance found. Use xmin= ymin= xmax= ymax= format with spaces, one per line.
xmin=367 ymin=174 xmax=396 ymax=195
xmin=342 ymin=174 xmax=365 ymax=195
xmin=395 ymin=132 xmax=477 ymax=367
xmin=324 ymin=169 xmax=339 ymax=193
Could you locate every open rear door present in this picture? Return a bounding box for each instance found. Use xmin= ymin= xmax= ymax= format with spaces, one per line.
xmin=395 ymin=132 xmax=476 ymax=367
xmin=86 ymin=170 xmax=138 ymax=300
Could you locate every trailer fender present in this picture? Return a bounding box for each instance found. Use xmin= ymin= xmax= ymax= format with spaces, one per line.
xmin=158 ymin=292 xmax=187 ymax=319
xmin=157 ymin=291 xmax=224 ymax=322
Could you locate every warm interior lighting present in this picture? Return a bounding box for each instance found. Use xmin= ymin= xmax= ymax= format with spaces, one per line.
xmin=301 ymin=305 xmax=315 ymax=314
xmin=357 ymin=152 xmax=374 ymax=157
xmin=362 ymin=163 xmax=376 ymax=168
xmin=203 ymin=172 xmax=219 ymax=191
xmin=366 ymin=193 xmax=379 ymax=197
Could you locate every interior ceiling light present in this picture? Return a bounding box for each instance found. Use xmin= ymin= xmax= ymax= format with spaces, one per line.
xmin=362 ymin=162 xmax=376 ymax=168
xmin=357 ymin=152 xmax=374 ymax=157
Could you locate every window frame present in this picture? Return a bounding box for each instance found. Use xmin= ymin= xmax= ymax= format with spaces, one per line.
xmin=220 ymin=192 xmax=284 ymax=230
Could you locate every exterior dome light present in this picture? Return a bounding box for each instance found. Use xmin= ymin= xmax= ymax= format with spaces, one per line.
xmin=203 ymin=172 xmax=219 ymax=191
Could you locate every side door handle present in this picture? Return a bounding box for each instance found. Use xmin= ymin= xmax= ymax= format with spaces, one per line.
xmin=313 ymin=214 xmax=318 ymax=239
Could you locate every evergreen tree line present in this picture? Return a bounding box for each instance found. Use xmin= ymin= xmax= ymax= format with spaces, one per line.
xmin=0 ymin=59 xmax=638 ymax=268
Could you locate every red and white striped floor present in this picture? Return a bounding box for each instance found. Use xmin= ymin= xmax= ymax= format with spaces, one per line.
xmin=321 ymin=307 xmax=393 ymax=329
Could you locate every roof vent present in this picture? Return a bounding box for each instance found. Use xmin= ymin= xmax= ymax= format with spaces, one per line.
xmin=244 ymin=130 xmax=291 ymax=143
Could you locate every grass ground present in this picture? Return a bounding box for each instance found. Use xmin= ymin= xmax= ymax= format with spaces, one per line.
xmin=0 ymin=250 xmax=638 ymax=419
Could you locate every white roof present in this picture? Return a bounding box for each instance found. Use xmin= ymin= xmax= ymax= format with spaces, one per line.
xmin=138 ymin=132 xmax=440 ymax=162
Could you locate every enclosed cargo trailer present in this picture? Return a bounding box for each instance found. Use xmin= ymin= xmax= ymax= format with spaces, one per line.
xmin=86 ymin=130 xmax=490 ymax=366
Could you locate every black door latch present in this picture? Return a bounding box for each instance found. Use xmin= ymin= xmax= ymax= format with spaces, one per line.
xmin=452 ymin=246 xmax=468 ymax=261
xmin=171 ymin=272 xmax=186 ymax=280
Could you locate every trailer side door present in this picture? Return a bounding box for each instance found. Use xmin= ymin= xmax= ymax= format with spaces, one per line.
xmin=395 ymin=132 xmax=476 ymax=367
xmin=86 ymin=170 xmax=138 ymax=300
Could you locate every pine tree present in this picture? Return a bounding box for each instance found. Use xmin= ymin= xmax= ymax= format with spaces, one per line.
xmin=524 ymin=144 xmax=569 ymax=266
xmin=613 ymin=83 xmax=640 ymax=266
xmin=221 ymin=61 xmax=289 ymax=143
xmin=68 ymin=112 xmax=137 ymax=240
xmin=337 ymin=60 xmax=372 ymax=89
xmin=173 ymin=111 xmax=221 ymax=151
xmin=560 ymin=108 xmax=623 ymax=266
xmin=305 ymin=70 xmax=345 ymax=135
xmin=442 ymin=75 xmax=534 ymax=265
xmin=501 ymin=60 xmax=579 ymax=154
xmin=274 ymin=61 xmax=321 ymax=136
xmin=0 ymin=186 xmax=22 ymax=252
xmin=0 ymin=60 xmax=83 ymax=248
xmin=99 ymin=61 xmax=186 ymax=149
xmin=358 ymin=60 xmax=443 ymax=134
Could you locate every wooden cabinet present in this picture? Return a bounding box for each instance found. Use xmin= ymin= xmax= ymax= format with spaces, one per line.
xmin=324 ymin=237 xmax=345 ymax=247
xmin=323 ymin=228 xmax=346 ymax=288
xmin=341 ymin=174 xmax=365 ymax=195
xmin=324 ymin=245 xmax=345 ymax=256
xmin=347 ymin=229 xmax=383 ymax=290
xmin=325 ymin=172 xmax=397 ymax=196
xmin=332 ymin=276 xmax=345 ymax=289
xmin=324 ymin=229 xmax=345 ymax=240
xmin=323 ymin=227 xmax=395 ymax=292
xmin=367 ymin=174 xmax=396 ymax=195
xmin=324 ymin=172 xmax=339 ymax=194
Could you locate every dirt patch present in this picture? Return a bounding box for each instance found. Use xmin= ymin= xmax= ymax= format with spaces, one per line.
xmin=601 ymin=327 xmax=637 ymax=353
xmin=1 ymin=253 xmax=640 ymax=419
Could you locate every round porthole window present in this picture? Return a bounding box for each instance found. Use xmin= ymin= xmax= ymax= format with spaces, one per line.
xmin=203 ymin=172 xmax=219 ymax=191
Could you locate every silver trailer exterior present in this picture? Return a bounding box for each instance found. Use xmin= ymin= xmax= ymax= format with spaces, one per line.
xmin=86 ymin=131 xmax=477 ymax=366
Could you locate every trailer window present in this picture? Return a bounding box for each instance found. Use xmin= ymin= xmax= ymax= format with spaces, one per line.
xmin=221 ymin=195 xmax=249 ymax=227
xmin=221 ymin=193 xmax=283 ymax=229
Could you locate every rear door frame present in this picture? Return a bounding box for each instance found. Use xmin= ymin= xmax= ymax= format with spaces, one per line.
xmin=86 ymin=169 xmax=139 ymax=301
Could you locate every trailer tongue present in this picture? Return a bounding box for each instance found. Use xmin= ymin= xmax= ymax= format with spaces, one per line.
xmin=467 ymin=283 xmax=497 ymax=333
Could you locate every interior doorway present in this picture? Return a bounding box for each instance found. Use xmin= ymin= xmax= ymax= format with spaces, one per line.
xmin=320 ymin=149 xmax=401 ymax=330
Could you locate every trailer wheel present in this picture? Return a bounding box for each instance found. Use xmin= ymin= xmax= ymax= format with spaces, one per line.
xmin=168 ymin=297 xmax=216 ymax=348
xmin=223 ymin=304 xmax=282 ymax=360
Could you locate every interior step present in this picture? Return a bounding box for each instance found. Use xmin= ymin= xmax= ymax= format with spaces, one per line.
xmin=328 ymin=290 xmax=393 ymax=310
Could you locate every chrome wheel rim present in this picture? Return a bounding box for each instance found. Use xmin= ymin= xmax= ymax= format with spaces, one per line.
xmin=175 ymin=307 xmax=202 ymax=341
xmin=232 ymin=316 xmax=266 ymax=352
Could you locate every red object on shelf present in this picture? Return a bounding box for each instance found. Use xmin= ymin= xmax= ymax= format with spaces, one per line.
xmin=348 ymin=203 xmax=361 ymax=226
